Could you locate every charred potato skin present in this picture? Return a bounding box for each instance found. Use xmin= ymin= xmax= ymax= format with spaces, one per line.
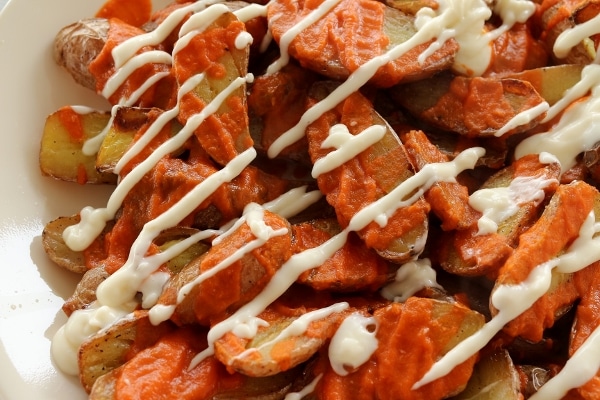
xmin=54 ymin=18 xmax=109 ymax=90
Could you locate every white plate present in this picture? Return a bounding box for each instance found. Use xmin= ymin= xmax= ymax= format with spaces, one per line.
xmin=0 ymin=1 xmax=168 ymax=398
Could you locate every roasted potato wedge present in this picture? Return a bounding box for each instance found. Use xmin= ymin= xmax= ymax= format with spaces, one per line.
xmin=505 ymin=64 xmax=585 ymax=106
xmin=95 ymin=107 xmax=184 ymax=174
xmin=158 ymin=210 xmax=293 ymax=326
xmin=306 ymin=81 xmax=430 ymax=263
xmin=54 ymin=18 xmax=109 ymax=90
xmin=402 ymin=129 xmax=482 ymax=231
xmin=492 ymin=181 xmax=599 ymax=342
xmin=293 ymin=218 xmax=395 ymax=292
xmin=40 ymin=107 xmax=116 ymax=184
xmin=173 ymin=11 xmax=253 ymax=167
xmin=390 ymin=73 xmax=547 ymax=138
xmin=89 ymin=354 xmax=305 ymax=400
xmin=78 ymin=310 xmax=174 ymax=393
xmin=214 ymin=305 xmax=347 ymax=377
xmin=310 ymin=298 xmax=486 ymax=399
xmin=42 ymin=214 xmax=87 ymax=273
xmin=62 ymin=266 xmax=110 ymax=316
xmin=435 ymin=154 xmax=561 ymax=278
xmin=153 ymin=227 xmax=211 ymax=275
xmin=248 ymin=62 xmax=316 ymax=164
xmin=450 ymin=350 xmax=521 ymax=400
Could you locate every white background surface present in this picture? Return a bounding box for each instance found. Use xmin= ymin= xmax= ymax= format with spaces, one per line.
xmin=0 ymin=1 xmax=167 ymax=399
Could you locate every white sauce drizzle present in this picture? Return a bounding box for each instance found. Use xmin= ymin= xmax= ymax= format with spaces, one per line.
xmin=469 ymin=175 xmax=558 ymax=236
xmin=380 ymin=258 xmax=442 ymax=303
xmin=235 ymin=31 xmax=254 ymax=49
xmin=363 ymin=148 xmax=483 ymax=228
xmin=174 ymin=3 xmax=233 ymax=54
xmin=147 ymin=186 xmax=322 ymax=326
xmin=414 ymin=211 xmax=600 ymax=390
xmin=82 ymin=104 xmax=120 ymax=156
xmin=529 ymin=323 xmax=600 ymax=400
xmin=232 ymin=3 xmax=267 ymax=23
xmin=114 ymin=72 xmax=206 ymax=174
xmin=527 ymin=215 xmax=600 ymax=399
xmin=51 ymin=301 xmax=136 ymax=375
xmin=311 ymin=123 xmax=386 ymax=178
xmin=328 ymin=313 xmax=378 ymax=376
xmin=98 ymin=147 xmax=256 ymax=308
xmin=70 ymin=105 xmax=99 ymax=114
xmin=262 ymin=186 xmax=323 ymax=219
xmin=83 ymin=1 xmax=237 ymax=156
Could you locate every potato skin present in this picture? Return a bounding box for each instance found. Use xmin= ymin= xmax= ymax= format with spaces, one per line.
xmin=54 ymin=17 xmax=109 ymax=90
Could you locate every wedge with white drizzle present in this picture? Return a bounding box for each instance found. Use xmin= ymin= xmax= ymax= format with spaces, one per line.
xmin=155 ymin=207 xmax=293 ymax=327
xmin=172 ymin=7 xmax=254 ymax=167
xmin=390 ymin=72 xmax=548 ymax=138
xmin=305 ymin=81 xmax=430 ymax=263
xmin=435 ymin=153 xmax=561 ymax=278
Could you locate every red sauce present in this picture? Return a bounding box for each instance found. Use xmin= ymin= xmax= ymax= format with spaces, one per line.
xmin=96 ymin=0 xmax=153 ymax=27
xmin=56 ymin=106 xmax=84 ymax=143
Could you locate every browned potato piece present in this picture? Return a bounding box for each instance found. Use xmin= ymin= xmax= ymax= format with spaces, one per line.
xmin=158 ymin=210 xmax=293 ymax=326
xmin=248 ymin=62 xmax=316 ymax=165
xmin=402 ymin=129 xmax=482 ymax=231
xmin=293 ymin=218 xmax=395 ymax=292
xmin=54 ymin=18 xmax=109 ymax=90
xmin=505 ymin=64 xmax=585 ymax=106
xmin=214 ymin=309 xmax=346 ymax=377
xmin=40 ymin=107 xmax=116 ymax=184
xmin=492 ymin=181 xmax=599 ymax=342
xmin=390 ymin=72 xmax=547 ymax=138
xmin=384 ymin=0 xmax=438 ymax=15
xmin=153 ymin=227 xmax=211 ymax=275
xmin=450 ymin=350 xmax=521 ymax=400
xmin=434 ymin=154 xmax=561 ymax=278
xmin=62 ymin=266 xmax=110 ymax=316
xmin=212 ymin=367 xmax=305 ymax=400
xmin=310 ymin=298 xmax=486 ymax=399
xmin=89 ymin=369 xmax=117 ymax=400
xmin=42 ymin=214 xmax=114 ymax=274
xmin=95 ymin=107 xmax=153 ymax=174
xmin=42 ymin=214 xmax=86 ymax=273
xmin=78 ymin=310 xmax=174 ymax=393
xmin=539 ymin=0 xmax=599 ymax=64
